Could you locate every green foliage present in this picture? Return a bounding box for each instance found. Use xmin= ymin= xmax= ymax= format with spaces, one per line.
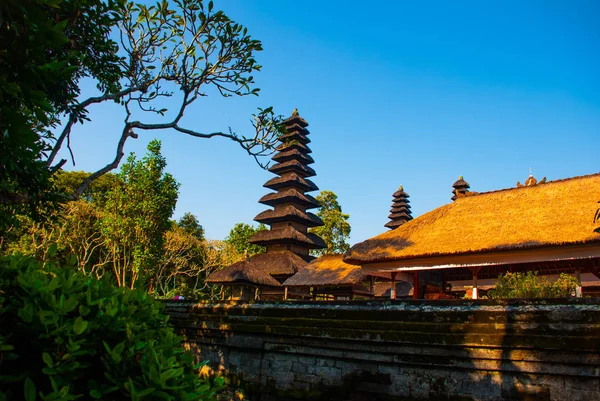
xmin=488 ymin=271 xmax=580 ymax=299
xmin=0 ymin=0 xmax=123 ymax=231
xmin=53 ymin=171 xmax=121 ymax=206
xmin=0 ymin=253 xmax=222 ymax=400
xmin=225 ymin=223 xmax=267 ymax=256
xmin=101 ymin=140 xmax=179 ymax=289
xmin=310 ymin=190 xmax=351 ymax=256
xmin=177 ymin=213 xmax=205 ymax=242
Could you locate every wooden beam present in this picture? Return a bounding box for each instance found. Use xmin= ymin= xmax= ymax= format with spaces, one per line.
xmin=362 ymin=244 xmax=600 ymax=273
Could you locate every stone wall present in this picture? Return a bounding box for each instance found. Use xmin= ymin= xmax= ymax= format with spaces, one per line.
xmin=165 ymin=299 xmax=600 ymax=401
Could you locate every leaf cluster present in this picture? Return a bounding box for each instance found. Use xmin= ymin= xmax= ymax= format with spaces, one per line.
xmin=488 ymin=271 xmax=580 ymax=299
xmin=0 ymin=253 xmax=222 ymax=401
xmin=224 ymin=223 xmax=266 ymax=257
xmin=310 ymin=190 xmax=351 ymax=257
xmin=0 ymin=0 xmax=123 ymax=230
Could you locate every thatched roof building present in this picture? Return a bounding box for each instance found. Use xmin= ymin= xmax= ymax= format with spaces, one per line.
xmin=345 ymin=173 xmax=600 ymax=298
xmin=206 ymin=110 xmax=326 ymax=300
xmin=283 ymin=254 xmax=387 ymax=300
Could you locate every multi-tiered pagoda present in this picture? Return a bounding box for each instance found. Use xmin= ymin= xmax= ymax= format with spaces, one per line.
xmin=206 ymin=110 xmax=325 ymax=300
xmin=384 ymin=186 xmax=413 ymax=230
xmin=451 ymin=176 xmax=470 ymax=201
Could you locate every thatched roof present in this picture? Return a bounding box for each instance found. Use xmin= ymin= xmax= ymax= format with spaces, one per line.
xmin=249 ymin=226 xmax=326 ymax=249
xmin=268 ymin=160 xmax=316 ymax=177
xmin=259 ymin=188 xmax=320 ymax=208
xmin=263 ymin=174 xmax=319 ymax=192
xmin=206 ymin=251 xmax=307 ymax=286
xmin=347 ymin=173 xmax=600 ymax=264
xmin=283 ymin=254 xmax=367 ymax=287
xmin=254 ymin=205 xmax=323 ymax=227
xmin=272 ymin=148 xmax=314 ymax=165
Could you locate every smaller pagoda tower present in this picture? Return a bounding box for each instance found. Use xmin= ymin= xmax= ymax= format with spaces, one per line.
xmin=451 ymin=176 xmax=470 ymax=201
xmin=384 ymin=186 xmax=413 ymax=230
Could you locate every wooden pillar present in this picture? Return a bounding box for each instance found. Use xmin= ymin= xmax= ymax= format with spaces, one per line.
xmin=390 ymin=272 xmax=397 ymax=300
xmin=575 ymin=269 xmax=582 ymax=298
xmin=254 ymin=287 xmax=259 ymax=300
xmin=370 ymin=275 xmax=375 ymax=299
xmin=413 ymin=272 xmax=420 ymax=299
xmin=471 ymin=267 xmax=481 ymax=299
xmin=284 ymin=286 xmax=288 ymax=301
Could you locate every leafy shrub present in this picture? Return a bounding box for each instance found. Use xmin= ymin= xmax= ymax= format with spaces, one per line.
xmin=0 ymin=253 xmax=222 ymax=400
xmin=488 ymin=271 xmax=579 ymax=299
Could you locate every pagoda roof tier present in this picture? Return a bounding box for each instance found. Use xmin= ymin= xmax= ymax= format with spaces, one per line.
xmin=277 ymin=140 xmax=312 ymax=154
xmin=388 ymin=212 xmax=413 ymax=220
xmin=272 ymin=148 xmax=314 ymax=165
xmin=284 ymin=123 xmax=310 ymax=135
xmin=268 ymin=160 xmax=316 ymax=178
xmin=384 ymin=220 xmax=406 ymax=229
xmin=249 ymin=226 xmax=326 ymax=249
xmin=390 ymin=206 xmax=411 ymax=213
xmin=280 ymin=131 xmax=311 ymax=145
xmin=254 ymin=205 xmax=324 ymax=227
xmin=392 ymin=200 xmax=411 ymax=206
xmin=393 ymin=188 xmax=410 ymax=198
xmin=259 ymin=189 xmax=320 ymax=209
xmin=263 ymin=174 xmax=318 ymax=192
xmin=283 ymin=113 xmax=309 ymax=128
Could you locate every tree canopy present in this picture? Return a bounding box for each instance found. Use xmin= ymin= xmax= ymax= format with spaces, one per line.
xmin=225 ymin=223 xmax=267 ymax=257
xmin=1 ymin=0 xmax=284 ymax=234
xmin=310 ymin=190 xmax=351 ymax=256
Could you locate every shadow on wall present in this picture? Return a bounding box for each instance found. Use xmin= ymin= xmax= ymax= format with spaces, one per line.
xmin=166 ymin=299 xmax=600 ymax=401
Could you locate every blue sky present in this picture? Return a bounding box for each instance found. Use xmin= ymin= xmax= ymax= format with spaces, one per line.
xmin=62 ymin=0 xmax=600 ymax=243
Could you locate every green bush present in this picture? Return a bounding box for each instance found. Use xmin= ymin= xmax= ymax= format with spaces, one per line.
xmin=0 ymin=253 xmax=222 ymax=400
xmin=488 ymin=271 xmax=580 ymax=299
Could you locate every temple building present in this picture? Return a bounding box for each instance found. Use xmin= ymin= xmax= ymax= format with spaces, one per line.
xmin=206 ymin=110 xmax=326 ymax=300
xmin=283 ymin=254 xmax=377 ymax=300
xmin=344 ymin=173 xmax=600 ymax=299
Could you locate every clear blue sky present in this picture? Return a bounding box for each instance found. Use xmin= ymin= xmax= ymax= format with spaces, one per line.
xmin=63 ymin=0 xmax=600 ymax=244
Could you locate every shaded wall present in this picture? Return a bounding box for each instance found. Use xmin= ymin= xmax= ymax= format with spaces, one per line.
xmin=166 ymin=299 xmax=600 ymax=401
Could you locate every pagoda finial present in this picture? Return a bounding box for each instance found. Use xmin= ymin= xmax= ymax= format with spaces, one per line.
xmin=517 ymin=171 xmax=547 ymax=188
xmin=398 ymin=185 xmax=403 ymax=191
xmin=292 ymin=108 xmax=299 ymax=116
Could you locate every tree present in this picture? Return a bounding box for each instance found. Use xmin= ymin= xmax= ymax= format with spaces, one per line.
xmin=225 ymin=223 xmax=267 ymax=256
xmin=0 ymin=0 xmax=123 ymax=230
xmin=177 ymin=212 xmax=205 ymax=241
xmin=101 ymin=139 xmax=179 ymax=289
xmin=53 ymin=170 xmax=120 ymax=206
xmin=488 ymin=272 xmax=579 ymax=299
xmin=310 ymin=190 xmax=351 ymax=256
xmin=2 ymin=0 xmax=284 ymax=233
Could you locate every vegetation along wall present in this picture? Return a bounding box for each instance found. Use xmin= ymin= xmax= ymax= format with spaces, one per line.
xmin=166 ymin=299 xmax=600 ymax=401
